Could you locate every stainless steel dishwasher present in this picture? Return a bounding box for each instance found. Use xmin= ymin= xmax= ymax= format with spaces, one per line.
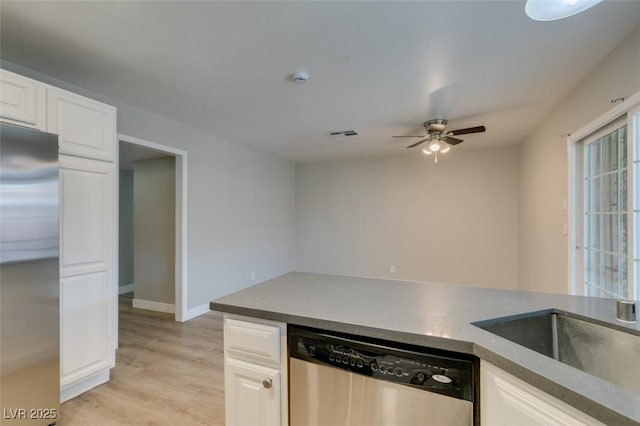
xmin=289 ymin=326 xmax=478 ymax=426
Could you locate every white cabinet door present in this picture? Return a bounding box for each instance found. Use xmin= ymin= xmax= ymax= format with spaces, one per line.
xmin=59 ymin=155 xmax=114 ymax=277
xmin=59 ymin=154 xmax=115 ymax=395
xmin=223 ymin=315 xmax=289 ymax=426
xmin=481 ymin=362 xmax=606 ymax=426
xmin=225 ymin=358 xmax=281 ymax=426
xmin=0 ymin=69 xmax=45 ymax=129
xmin=47 ymin=88 xmax=116 ymax=162
xmin=60 ymin=271 xmax=114 ymax=387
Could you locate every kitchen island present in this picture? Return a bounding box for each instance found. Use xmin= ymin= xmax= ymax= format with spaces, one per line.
xmin=210 ymin=272 xmax=640 ymax=425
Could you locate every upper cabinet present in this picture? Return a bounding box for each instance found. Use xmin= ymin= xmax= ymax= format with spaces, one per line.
xmin=47 ymin=88 xmax=116 ymax=162
xmin=0 ymin=70 xmax=116 ymax=163
xmin=0 ymin=69 xmax=46 ymax=130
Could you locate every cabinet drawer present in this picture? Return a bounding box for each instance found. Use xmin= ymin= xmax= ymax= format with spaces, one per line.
xmin=224 ymin=318 xmax=281 ymax=365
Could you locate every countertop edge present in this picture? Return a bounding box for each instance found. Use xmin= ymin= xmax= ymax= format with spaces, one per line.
xmin=210 ymin=301 xmax=476 ymax=353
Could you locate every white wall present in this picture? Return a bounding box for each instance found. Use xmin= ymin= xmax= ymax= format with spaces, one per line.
xmin=295 ymin=147 xmax=520 ymax=290
xmin=118 ymin=169 xmax=134 ymax=288
xmin=133 ymin=157 xmax=175 ymax=305
xmin=1 ymin=60 xmax=296 ymax=310
xmin=519 ymin=27 xmax=640 ymax=294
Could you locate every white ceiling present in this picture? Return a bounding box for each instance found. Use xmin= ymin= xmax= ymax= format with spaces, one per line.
xmin=1 ymin=1 xmax=638 ymax=162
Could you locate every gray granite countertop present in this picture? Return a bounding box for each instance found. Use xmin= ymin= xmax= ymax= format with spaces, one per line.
xmin=210 ymin=272 xmax=640 ymax=425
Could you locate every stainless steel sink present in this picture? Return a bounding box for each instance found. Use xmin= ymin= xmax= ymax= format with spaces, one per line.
xmin=473 ymin=310 xmax=640 ymax=394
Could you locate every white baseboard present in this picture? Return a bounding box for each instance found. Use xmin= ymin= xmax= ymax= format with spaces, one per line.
xmin=118 ymin=284 xmax=134 ymax=295
xmin=132 ymin=298 xmax=175 ymax=314
xmin=61 ymin=369 xmax=110 ymax=403
xmin=183 ymin=303 xmax=211 ymax=321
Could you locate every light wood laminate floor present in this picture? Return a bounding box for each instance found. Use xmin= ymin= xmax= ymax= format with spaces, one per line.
xmin=61 ymin=293 xmax=225 ymax=425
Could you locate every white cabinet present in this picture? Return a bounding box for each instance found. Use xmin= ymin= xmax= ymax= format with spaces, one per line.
xmin=48 ymin=86 xmax=117 ymax=401
xmin=481 ymin=361 xmax=606 ymax=426
xmin=223 ymin=314 xmax=288 ymax=426
xmin=0 ymin=69 xmax=45 ymax=130
xmin=59 ymin=155 xmax=115 ymax=399
xmin=47 ymin=87 xmax=116 ymax=162
xmin=57 ymin=138 xmax=116 ymax=402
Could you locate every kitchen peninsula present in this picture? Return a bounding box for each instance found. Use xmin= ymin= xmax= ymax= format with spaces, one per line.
xmin=211 ymin=272 xmax=640 ymax=426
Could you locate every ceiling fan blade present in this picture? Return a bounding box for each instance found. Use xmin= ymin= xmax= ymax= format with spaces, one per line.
xmin=392 ymin=135 xmax=428 ymax=138
xmin=406 ymin=139 xmax=429 ymax=148
xmin=443 ymin=136 xmax=464 ymax=145
xmin=448 ymin=125 xmax=486 ymax=136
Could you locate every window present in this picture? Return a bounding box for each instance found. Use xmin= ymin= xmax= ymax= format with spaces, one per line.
xmin=569 ymin=94 xmax=640 ymax=299
xmin=582 ymin=122 xmax=628 ymax=298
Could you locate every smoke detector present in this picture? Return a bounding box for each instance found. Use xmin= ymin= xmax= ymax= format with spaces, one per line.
xmin=291 ymin=71 xmax=309 ymax=84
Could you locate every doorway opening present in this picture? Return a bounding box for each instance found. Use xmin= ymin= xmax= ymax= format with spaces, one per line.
xmin=117 ymin=133 xmax=188 ymax=323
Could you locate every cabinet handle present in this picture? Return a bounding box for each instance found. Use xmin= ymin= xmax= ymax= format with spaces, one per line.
xmin=262 ymin=378 xmax=272 ymax=389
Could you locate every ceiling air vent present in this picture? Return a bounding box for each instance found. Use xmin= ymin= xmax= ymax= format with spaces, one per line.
xmin=327 ymin=130 xmax=359 ymax=140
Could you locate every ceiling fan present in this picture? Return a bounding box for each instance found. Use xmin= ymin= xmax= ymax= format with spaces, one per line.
xmin=393 ymin=119 xmax=486 ymax=162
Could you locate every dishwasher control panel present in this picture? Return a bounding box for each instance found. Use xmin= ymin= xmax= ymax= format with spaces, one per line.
xmin=289 ymin=326 xmax=476 ymax=402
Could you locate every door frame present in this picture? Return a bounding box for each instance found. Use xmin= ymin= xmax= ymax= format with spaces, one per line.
xmin=117 ymin=133 xmax=189 ymax=322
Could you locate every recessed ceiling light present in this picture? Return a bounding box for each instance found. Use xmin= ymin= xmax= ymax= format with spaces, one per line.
xmin=525 ymin=0 xmax=603 ymax=21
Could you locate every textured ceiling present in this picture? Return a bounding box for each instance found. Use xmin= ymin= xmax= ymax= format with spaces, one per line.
xmin=1 ymin=1 xmax=639 ymax=162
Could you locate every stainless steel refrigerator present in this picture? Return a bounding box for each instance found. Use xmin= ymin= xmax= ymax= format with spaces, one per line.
xmin=1 ymin=123 xmax=59 ymax=426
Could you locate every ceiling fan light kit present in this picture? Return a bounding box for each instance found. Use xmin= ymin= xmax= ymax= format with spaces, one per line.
xmin=421 ymin=139 xmax=450 ymax=163
xmin=393 ymin=118 xmax=486 ymax=163
xmin=525 ymin=0 xmax=603 ymax=21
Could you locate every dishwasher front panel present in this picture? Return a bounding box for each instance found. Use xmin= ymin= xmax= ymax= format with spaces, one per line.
xmin=290 ymin=358 xmax=473 ymax=426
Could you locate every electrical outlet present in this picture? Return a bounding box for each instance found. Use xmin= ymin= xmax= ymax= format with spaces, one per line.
xmin=251 ymin=272 xmax=256 ymax=281
xmin=389 ymin=265 xmax=396 ymax=273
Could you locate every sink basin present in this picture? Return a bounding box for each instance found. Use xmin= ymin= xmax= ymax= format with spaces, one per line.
xmin=473 ymin=310 xmax=640 ymax=394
